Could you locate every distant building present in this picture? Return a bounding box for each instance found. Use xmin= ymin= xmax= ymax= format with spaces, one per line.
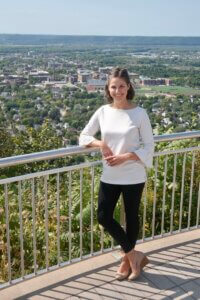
xmin=48 ymin=62 xmax=63 ymax=69
xmin=1 ymin=91 xmax=11 ymax=98
xmin=4 ymin=75 xmax=27 ymax=85
xmin=44 ymin=80 xmax=67 ymax=89
xmin=66 ymin=75 xmax=78 ymax=84
xmin=129 ymin=73 xmax=140 ymax=81
xmin=92 ymin=72 xmax=100 ymax=79
xmin=165 ymin=79 xmax=173 ymax=86
xmin=140 ymin=77 xmax=172 ymax=86
xmin=29 ymin=71 xmax=50 ymax=83
xmin=99 ymin=67 xmax=113 ymax=74
xmin=86 ymin=79 xmax=106 ymax=93
xmin=77 ymin=69 xmax=92 ymax=83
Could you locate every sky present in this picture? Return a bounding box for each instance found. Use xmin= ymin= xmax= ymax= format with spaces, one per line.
xmin=0 ymin=0 xmax=200 ymax=36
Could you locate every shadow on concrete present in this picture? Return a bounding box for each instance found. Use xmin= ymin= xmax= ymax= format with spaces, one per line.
xmin=8 ymin=238 xmax=200 ymax=299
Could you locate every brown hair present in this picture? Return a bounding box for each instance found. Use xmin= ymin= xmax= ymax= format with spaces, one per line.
xmin=105 ymin=67 xmax=135 ymax=103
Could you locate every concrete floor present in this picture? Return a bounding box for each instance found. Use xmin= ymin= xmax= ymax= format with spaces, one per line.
xmin=1 ymin=229 xmax=200 ymax=300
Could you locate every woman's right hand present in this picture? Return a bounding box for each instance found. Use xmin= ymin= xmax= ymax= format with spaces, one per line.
xmin=88 ymin=140 xmax=113 ymax=158
xmin=100 ymin=141 xmax=113 ymax=158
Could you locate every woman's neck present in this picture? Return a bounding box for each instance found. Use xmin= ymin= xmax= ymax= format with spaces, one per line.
xmin=111 ymin=100 xmax=136 ymax=110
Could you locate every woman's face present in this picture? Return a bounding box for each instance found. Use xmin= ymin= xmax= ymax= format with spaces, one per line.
xmin=108 ymin=77 xmax=130 ymax=102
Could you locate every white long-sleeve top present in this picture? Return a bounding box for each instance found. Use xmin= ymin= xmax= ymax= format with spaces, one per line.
xmin=79 ymin=104 xmax=154 ymax=184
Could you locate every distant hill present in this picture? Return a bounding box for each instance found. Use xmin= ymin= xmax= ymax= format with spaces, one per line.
xmin=0 ymin=34 xmax=200 ymax=46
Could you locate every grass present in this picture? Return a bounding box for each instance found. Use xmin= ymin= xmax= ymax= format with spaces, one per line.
xmin=136 ymin=85 xmax=200 ymax=96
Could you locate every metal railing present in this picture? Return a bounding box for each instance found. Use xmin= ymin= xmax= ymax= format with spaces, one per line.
xmin=0 ymin=131 xmax=200 ymax=289
xmin=1 ymin=130 xmax=200 ymax=168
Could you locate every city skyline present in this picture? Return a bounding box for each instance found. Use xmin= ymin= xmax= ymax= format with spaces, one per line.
xmin=0 ymin=0 xmax=200 ymax=37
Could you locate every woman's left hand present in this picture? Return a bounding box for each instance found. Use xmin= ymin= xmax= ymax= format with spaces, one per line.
xmin=105 ymin=153 xmax=129 ymax=166
xmin=105 ymin=152 xmax=140 ymax=166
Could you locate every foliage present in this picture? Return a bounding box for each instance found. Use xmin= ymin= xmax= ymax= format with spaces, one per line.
xmin=1 ymin=41 xmax=200 ymax=285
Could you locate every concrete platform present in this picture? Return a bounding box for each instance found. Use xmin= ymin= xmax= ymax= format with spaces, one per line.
xmin=1 ymin=229 xmax=200 ymax=300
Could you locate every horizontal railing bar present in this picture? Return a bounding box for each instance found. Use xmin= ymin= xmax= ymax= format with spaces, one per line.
xmin=1 ymin=144 xmax=200 ymax=185
xmin=0 ymin=130 xmax=200 ymax=168
xmin=0 ymin=146 xmax=99 ymax=168
xmin=0 ymin=160 xmax=101 ymax=185
xmin=154 ymin=146 xmax=200 ymax=156
xmin=153 ymin=130 xmax=200 ymax=142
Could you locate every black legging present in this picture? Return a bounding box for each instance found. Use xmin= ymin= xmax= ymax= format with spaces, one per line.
xmin=97 ymin=181 xmax=145 ymax=253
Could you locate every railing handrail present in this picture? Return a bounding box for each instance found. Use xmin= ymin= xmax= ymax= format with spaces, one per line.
xmin=0 ymin=130 xmax=200 ymax=168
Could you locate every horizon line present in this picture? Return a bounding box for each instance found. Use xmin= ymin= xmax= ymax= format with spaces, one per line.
xmin=0 ymin=33 xmax=200 ymax=38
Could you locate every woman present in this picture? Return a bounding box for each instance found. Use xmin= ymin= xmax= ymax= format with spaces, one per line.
xmin=79 ymin=67 xmax=154 ymax=280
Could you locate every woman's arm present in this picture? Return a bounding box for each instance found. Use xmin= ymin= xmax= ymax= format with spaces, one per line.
xmin=88 ymin=140 xmax=113 ymax=157
xmin=79 ymin=109 xmax=100 ymax=146
xmin=133 ymin=110 xmax=154 ymax=168
xmin=79 ymin=107 xmax=113 ymax=157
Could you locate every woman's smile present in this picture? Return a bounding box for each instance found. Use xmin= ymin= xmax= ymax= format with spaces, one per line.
xmin=108 ymin=77 xmax=129 ymax=102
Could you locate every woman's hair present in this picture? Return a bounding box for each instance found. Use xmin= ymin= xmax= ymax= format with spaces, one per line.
xmin=105 ymin=67 xmax=135 ymax=103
